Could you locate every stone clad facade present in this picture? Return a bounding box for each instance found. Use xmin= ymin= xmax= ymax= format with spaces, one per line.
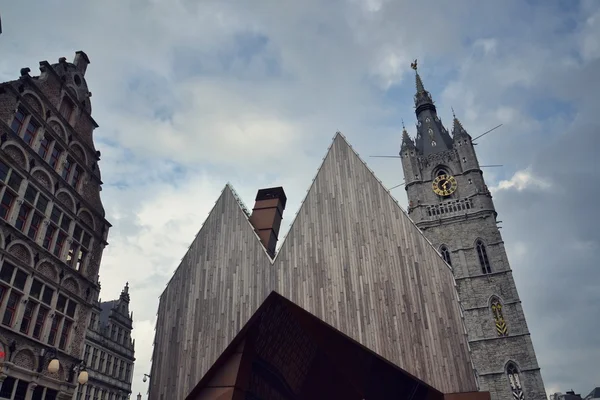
xmin=73 ymin=283 xmax=135 ymax=400
xmin=0 ymin=52 xmax=111 ymax=399
xmin=400 ymin=65 xmax=546 ymax=400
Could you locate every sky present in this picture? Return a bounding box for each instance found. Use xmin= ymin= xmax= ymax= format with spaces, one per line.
xmin=1 ymin=0 xmax=599 ymax=397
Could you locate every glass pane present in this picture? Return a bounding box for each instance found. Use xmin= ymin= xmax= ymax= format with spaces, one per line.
xmin=24 ymin=185 xmax=37 ymax=204
xmin=13 ymin=269 xmax=27 ymax=290
xmin=66 ymin=300 xmax=77 ymax=318
xmin=36 ymin=194 xmax=49 ymax=213
xmin=56 ymin=294 xmax=67 ymax=313
xmin=42 ymin=286 xmax=54 ymax=305
xmin=0 ymin=262 xmax=15 ymax=283
xmin=30 ymin=279 xmax=43 ymax=299
xmin=0 ymin=161 xmax=9 ymax=182
xmin=7 ymin=172 xmax=23 ymax=192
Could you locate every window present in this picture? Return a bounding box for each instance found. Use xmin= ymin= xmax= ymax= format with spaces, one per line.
xmin=440 ymin=245 xmax=452 ymax=267
xmin=99 ymin=351 xmax=106 ymax=372
xmin=2 ymin=291 xmax=21 ymax=326
xmin=38 ymin=135 xmax=51 ymax=159
xmin=43 ymin=224 xmax=57 ymax=250
xmin=13 ymin=269 xmax=27 ymax=291
xmin=61 ymin=158 xmax=73 ymax=180
xmin=0 ymin=191 xmax=15 ymax=220
xmin=11 ymin=108 xmax=27 ymax=134
xmin=72 ymin=166 xmax=82 ymax=188
xmin=32 ymin=306 xmax=48 ymax=339
xmin=19 ymin=300 xmax=36 ymax=334
xmin=60 ymin=97 xmax=74 ymax=121
xmin=507 ymin=363 xmax=524 ymax=400
xmin=56 ymin=294 xmax=67 ymax=313
xmin=48 ymin=314 xmax=62 ymax=345
xmin=112 ymin=357 xmax=118 ymax=376
xmin=84 ymin=345 xmax=91 ymax=366
xmin=8 ymin=172 xmax=23 ymax=192
xmin=58 ymin=319 xmax=72 ymax=349
xmin=89 ymin=312 xmax=97 ymax=330
xmin=15 ymin=204 xmax=31 ymax=232
xmin=0 ymin=161 xmax=8 ymax=182
xmin=491 ymin=297 xmax=508 ymax=337
xmin=119 ymin=360 xmax=124 ymax=380
xmin=53 ymin=231 xmax=67 ymax=257
xmin=125 ymin=363 xmax=131 ymax=382
xmin=106 ymin=355 xmax=112 ymax=375
xmin=60 ymin=214 xmax=71 ymax=232
xmin=41 ymin=286 xmax=54 ymax=305
xmin=30 ymin=279 xmax=43 ymax=299
xmin=117 ymin=327 xmax=123 ymax=343
xmin=0 ymin=262 xmax=15 ymax=283
xmin=49 ymin=146 xmax=62 ymax=170
xmin=476 ymin=239 xmax=492 ymax=274
xmin=22 ymin=120 xmax=39 ymax=146
xmin=28 ymin=213 xmax=43 ymax=240
xmin=92 ymin=348 xmax=98 ymax=369
xmin=111 ymin=324 xmax=116 ymax=340
xmin=24 ymin=183 xmax=50 ymax=214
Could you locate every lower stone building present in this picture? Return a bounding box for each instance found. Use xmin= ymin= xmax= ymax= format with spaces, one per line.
xmin=73 ymin=283 xmax=135 ymax=400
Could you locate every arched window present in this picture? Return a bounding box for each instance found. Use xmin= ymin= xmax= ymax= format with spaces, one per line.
xmin=491 ymin=297 xmax=508 ymax=336
xmin=440 ymin=245 xmax=452 ymax=267
xmin=476 ymin=239 xmax=491 ymax=274
xmin=507 ymin=362 xmax=524 ymax=400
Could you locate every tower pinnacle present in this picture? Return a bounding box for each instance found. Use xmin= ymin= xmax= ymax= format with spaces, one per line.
xmin=401 ymin=119 xmax=415 ymax=150
xmin=410 ymin=60 xmax=453 ymax=156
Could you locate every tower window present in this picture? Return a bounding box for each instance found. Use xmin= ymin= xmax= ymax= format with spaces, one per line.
xmin=507 ymin=363 xmax=524 ymax=400
xmin=440 ymin=245 xmax=452 ymax=267
xmin=476 ymin=240 xmax=492 ymax=274
xmin=491 ymin=297 xmax=508 ymax=336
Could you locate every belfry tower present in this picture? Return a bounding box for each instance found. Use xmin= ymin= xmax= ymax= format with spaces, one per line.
xmin=400 ymin=60 xmax=546 ymax=400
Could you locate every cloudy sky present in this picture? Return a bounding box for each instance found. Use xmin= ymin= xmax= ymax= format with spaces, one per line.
xmin=1 ymin=0 xmax=599 ymax=397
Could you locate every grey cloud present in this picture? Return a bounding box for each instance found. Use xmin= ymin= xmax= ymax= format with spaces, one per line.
xmin=2 ymin=0 xmax=599 ymax=397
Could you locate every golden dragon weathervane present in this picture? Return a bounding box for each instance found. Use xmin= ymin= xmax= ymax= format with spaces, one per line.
xmin=410 ymin=59 xmax=418 ymax=70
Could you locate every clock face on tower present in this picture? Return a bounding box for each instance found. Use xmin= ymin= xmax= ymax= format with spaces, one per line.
xmin=432 ymin=174 xmax=458 ymax=196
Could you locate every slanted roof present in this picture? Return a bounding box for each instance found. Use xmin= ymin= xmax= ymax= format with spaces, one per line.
xmin=186 ymin=291 xmax=444 ymax=400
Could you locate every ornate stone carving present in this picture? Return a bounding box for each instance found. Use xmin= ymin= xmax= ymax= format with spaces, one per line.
xmin=62 ymin=277 xmax=79 ymax=296
xmin=32 ymin=170 xmax=53 ymax=191
xmin=48 ymin=120 xmax=67 ymax=142
xmin=8 ymin=243 xmax=32 ymax=265
xmin=78 ymin=210 xmax=94 ymax=228
xmin=56 ymin=191 xmax=75 ymax=213
xmin=23 ymin=93 xmax=43 ymax=115
xmin=38 ymin=262 xmax=58 ymax=282
xmin=70 ymin=144 xmax=86 ymax=164
xmin=3 ymin=144 xmax=27 ymax=169
xmin=70 ymin=306 xmax=89 ymax=358
xmin=13 ymin=349 xmax=36 ymax=370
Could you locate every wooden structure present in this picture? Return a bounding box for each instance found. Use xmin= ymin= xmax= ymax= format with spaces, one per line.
xmin=149 ymin=133 xmax=477 ymax=399
xmin=186 ymin=291 xmax=489 ymax=400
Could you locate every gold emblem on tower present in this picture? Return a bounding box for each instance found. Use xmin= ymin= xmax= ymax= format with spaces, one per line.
xmin=432 ymin=174 xmax=458 ymax=197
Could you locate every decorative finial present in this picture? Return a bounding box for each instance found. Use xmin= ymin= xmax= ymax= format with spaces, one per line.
xmin=401 ymin=118 xmax=406 ymax=130
xmin=410 ymin=59 xmax=418 ymax=71
xmin=451 ymin=107 xmax=456 ymax=118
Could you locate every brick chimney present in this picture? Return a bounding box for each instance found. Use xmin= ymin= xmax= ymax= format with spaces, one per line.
xmin=249 ymin=187 xmax=287 ymax=257
xmin=73 ymin=51 xmax=90 ymax=76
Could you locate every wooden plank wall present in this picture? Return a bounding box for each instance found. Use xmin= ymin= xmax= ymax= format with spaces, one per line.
xmin=149 ymin=134 xmax=477 ymax=400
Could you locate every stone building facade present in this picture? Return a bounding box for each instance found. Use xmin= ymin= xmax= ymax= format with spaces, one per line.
xmin=400 ymin=63 xmax=546 ymax=400
xmin=0 ymin=52 xmax=111 ymax=399
xmin=73 ymin=283 xmax=135 ymax=400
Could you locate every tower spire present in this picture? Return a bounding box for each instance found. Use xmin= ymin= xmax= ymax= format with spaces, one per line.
xmin=401 ymin=118 xmax=415 ymax=150
xmin=410 ymin=59 xmax=453 ymax=156
xmin=451 ymin=108 xmax=471 ymax=140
